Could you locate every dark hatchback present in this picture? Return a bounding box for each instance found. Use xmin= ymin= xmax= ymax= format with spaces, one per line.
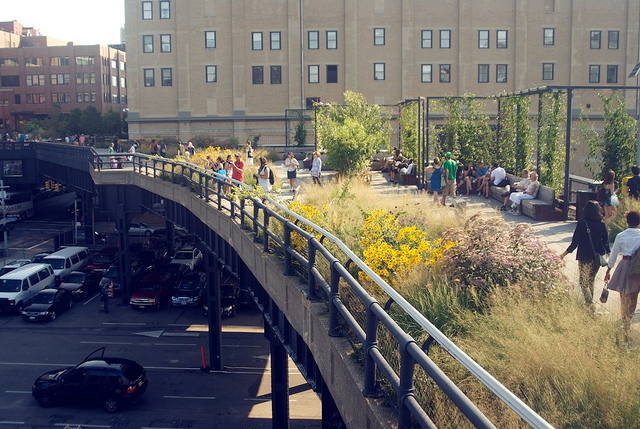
xmin=32 ymin=348 xmax=148 ymax=413
xmin=21 ymin=289 xmax=72 ymax=322
xmin=59 ymin=271 xmax=101 ymax=300
xmin=171 ymin=272 xmax=205 ymax=307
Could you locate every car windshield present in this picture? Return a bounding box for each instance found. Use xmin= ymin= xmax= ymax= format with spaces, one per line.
xmin=138 ymin=283 xmax=161 ymax=291
xmin=44 ymin=258 xmax=65 ymax=269
xmin=32 ymin=293 xmax=55 ymax=304
xmin=92 ymin=255 xmax=114 ymax=264
xmin=0 ymin=267 xmax=16 ymax=276
xmin=0 ymin=279 xmax=21 ymax=292
xmin=174 ymin=251 xmax=192 ymax=259
xmin=178 ymin=280 xmax=198 ymax=291
xmin=31 ymin=255 xmax=47 ymax=263
xmin=64 ymin=273 xmax=85 ymax=283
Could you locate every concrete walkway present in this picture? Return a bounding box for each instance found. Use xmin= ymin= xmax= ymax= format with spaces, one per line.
xmin=289 ymin=168 xmax=633 ymax=329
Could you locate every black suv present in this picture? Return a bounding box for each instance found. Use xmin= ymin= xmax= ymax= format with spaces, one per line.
xmin=32 ymin=347 xmax=148 ymax=413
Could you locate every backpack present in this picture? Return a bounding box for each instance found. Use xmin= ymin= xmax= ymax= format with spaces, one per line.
xmin=268 ymin=168 xmax=275 ymax=185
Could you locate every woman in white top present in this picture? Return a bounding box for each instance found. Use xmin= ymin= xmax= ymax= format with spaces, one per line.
xmin=246 ymin=140 xmax=254 ymax=165
xmin=283 ymin=151 xmax=299 ymax=192
xmin=256 ymin=157 xmax=271 ymax=192
xmin=311 ymin=151 xmax=322 ymax=185
xmin=604 ymin=210 xmax=640 ymax=339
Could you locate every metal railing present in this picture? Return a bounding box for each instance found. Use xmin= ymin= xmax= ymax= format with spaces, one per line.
xmin=88 ymin=149 xmax=552 ymax=428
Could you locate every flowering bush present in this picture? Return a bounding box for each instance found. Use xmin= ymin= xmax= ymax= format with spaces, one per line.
xmin=439 ymin=214 xmax=564 ymax=294
xmin=287 ymin=201 xmax=331 ymax=252
xmin=357 ymin=210 xmax=453 ymax=291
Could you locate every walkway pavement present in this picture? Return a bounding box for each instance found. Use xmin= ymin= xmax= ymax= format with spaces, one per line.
xmin=289 ymin=168 xmax=633 ymax=328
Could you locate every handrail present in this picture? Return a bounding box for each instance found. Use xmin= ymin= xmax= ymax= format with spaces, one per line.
xmin=81 ymin=146 xmax=552 ymax=428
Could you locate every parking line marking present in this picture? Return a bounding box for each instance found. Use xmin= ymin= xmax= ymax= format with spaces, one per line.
xmin=54 ymin=424 xmax=110 ymax=428
xmin=155 ymin=343 xmax=197 ymax=346
xmin=103 ymin=322 xmax=147 ymax=326
xmin=0 ymin=422 xmax=25 ymax=425
xmin=81 ymin=341 xmax=133 ymax=345
xmin=164 ymin=395 xmax=216 ymax=400
xmin=223 ymin=344 xmax=261 ymax=348
xmin=83 ymin=293 xmax=100 ymax=305
xmin=162 ymin=332 xmax=200 ymax=337
xmin=5 ymin=391 xmax=30 ymax=394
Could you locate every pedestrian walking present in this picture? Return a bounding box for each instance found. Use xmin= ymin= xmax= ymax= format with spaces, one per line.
xmin=101 ymin=284 xmax=110 ymax=313
xmin=311 ymin=151 xmax=322 ymax=185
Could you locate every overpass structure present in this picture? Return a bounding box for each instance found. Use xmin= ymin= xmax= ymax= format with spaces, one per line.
xmin=0 ymin=142 xmax=553 ymax=429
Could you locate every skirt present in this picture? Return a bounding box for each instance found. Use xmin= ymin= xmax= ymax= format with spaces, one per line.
xmin=607 ymin=259 xmax=640 ymax=295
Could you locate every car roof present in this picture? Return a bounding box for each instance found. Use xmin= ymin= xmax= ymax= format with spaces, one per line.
xmin=36 ymin=288 xmax=59 ymax=295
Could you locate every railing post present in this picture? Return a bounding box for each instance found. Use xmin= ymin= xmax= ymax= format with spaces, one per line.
xmin=398 ymin=339 xmax=416 ymax=429
xmin=253 ymin=202 xmax=260 ymax=241
xmin=363 ymin=305 xmax=379 ymax=397
xmin=204 ymin=175 xmax=210 ymax=202
xmin=306 ymin=238 xmax=318 ymax=300
xmin=283 ymin=223 xmax=292 ymax=274
xmin=328 ymin=262 xmax=342 ymax=337
xmin=171 ymin=163 xmax=175 ymax=183
xmin=240 ymin=198 xmax=246 ymax=228
xmin=217 ymin=179 xmax=223 ymax=210
xmin=263 ymin=210 xmax=270 ymax=253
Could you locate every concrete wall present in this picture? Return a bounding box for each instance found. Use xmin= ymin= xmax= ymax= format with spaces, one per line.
xmin=92 ymin=168 xmax=396 ymax=429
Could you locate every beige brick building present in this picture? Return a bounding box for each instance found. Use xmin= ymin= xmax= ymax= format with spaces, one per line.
xmin=125 ymin=0 xmax=640 ymax=143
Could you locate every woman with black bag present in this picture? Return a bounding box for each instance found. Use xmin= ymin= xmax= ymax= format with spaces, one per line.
xmin=561 ymin=200 xmax=610 ymax=306
xmin=604 ymin=210 xmax=640 ymax=340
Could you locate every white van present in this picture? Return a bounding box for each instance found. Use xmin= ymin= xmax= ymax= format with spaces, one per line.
xmin=0 ymin=263 xmax=55 ymax=312
xmin=43 ymin=246 xmax=90 ymax=284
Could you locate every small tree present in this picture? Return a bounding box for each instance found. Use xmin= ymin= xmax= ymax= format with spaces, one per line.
xmin=315 ymin=91 xmax=391 ymax=176
xmin=537 ymin=92 xmax=566 ymax=192
xmin=399 ymin=101 xmax=418 ymax=161
xmin=101 ymin=109 xmax=122 ymax=136
xmin=294 ymin=114 xmax=307 ymax=147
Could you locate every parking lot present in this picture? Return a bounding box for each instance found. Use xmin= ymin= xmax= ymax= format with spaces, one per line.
xmin=0 ymin=202 xmax=321 ymax=428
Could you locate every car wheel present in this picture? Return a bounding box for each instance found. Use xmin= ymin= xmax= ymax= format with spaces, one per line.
xmin=104 ymin=397 xmax=119 ymax=413
xmin=36 ymin=392 xmax=55 ymax=408
xmin=49 ymin=311 xmax=56 ymax=321
xmin=16 ymin=302 xmax=24 ymax=313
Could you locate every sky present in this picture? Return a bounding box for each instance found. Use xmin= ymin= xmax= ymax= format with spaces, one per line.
xmin=2 ymin=0 xmax=125 ymax=46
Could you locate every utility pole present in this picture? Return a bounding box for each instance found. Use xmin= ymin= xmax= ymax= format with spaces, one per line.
xmin=0 ymin=179 xmax=9 ymax=260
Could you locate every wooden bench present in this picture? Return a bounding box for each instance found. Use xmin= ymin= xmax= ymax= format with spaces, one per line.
xmin=394 ymin=169 xmax=420 ymax=186
xmin=488 ymin=174 xmax=558 ymax=221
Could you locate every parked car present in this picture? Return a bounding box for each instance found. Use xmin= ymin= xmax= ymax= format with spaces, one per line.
xmin=0 ymin=259 xmax=31 ymax=277
xmin=85 ymin=246 xmax=119 ymax=274
xmin=30 ymin=253 xmax=51 ymax=264
xmin=21 ymin=288 xmax=72 ymax=322
xmin=170 ymin=246 xmax=203 ymax=271
xmin=118 ymin=222 xmax=157 ymax=237
xmin=99 ymin=259 xmax=147 ymax=296
xmin=130 ymin=272 xmax=174 ymax=309
xmin=149 ymin=226 xmax=189 ymax=251
xmin=220 ymin=283 xmax=240 ymax=317
xmin=32 ymin=347 xmax=148 ymax=413
xmin=171 ymin=272 xmax=206 ymax=307
xmin=59 ymin=271 xmax=101 ymax=300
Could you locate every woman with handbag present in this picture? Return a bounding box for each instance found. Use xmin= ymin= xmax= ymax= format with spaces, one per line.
xmin=561 ymin=200 xmax=610 ymax=305
xmin=604 ymin=210 xmax=640 ymax=340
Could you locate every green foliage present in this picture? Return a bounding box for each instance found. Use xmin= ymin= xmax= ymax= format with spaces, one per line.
xmin=315 ymin=91 xmax=392 ymax=176
xmin=252 ymin=135 xmax=260 ymax=148
xmin=21 ymin=120 xmax=44 ymax=138
xmin=67 ymin=108 xmax=83 ymax=135
xmin=497 ymin=96 xmax=534 ymax=173
xmin=537 ymin=92 xmax=566 ymax=191
xmin=101 ymin=109 xmax=122 ymax=136
xmin=399 ymin=101 xmax=419 ymax=160
xmin=80 ymin=106 xmax=102 ymax=135
xmin=294 ymin=114 xmax=307 ymax=147
xmin=515 ymin=96 xmax=534 ymax=172
xmin=43 ymin=104 xmax=67 ymax=138
xmin=583 ymin=92 xmax=637 ymax=187
xmin=434 ymin=96 xmax=495 ymax=164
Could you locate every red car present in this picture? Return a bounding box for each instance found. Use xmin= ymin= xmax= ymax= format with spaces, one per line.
xmin=129 ymin=273 xmax=173 ymax=309
xmin=85 ymin=247 xmax=120 ymax=274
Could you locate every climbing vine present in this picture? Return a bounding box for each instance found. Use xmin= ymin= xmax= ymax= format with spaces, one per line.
xmin=537 ymin=92 xmax=566 ymax=192
xmin=399 ymin=101 xmax=419 ymax=161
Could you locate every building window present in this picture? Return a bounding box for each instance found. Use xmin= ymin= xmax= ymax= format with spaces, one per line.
xmin=496 ymin=64 xmax=508 ymax=83
xmin=160 ymin=1 xmax=170 ymax=19
xmin=543 ymin=28 xmax=555 ymax=46
xmin=497 ymin=30 xmax=508 ymax=48
xmin=421 ymin=64 xmax=432 ymax=83
xmin=91 ymin=92 xmax=97 ymax=102
xmin=374 ymin=28 xmax=385 ymax=46
xmin=52 ymin=93 xmax=70 ymax=103
xmin=205 ymin=31 xmax=216 ymax=49
xmin=121 ymin=62 xmax=126 ymax=71
xmin=50 ymin=56 xmax=69 ymax=66
xmin=143 ymin=35 xmax=154 ymax=53
xmin=326 ymin=31 xmax=337 ymax=49
xmin=440 ymin=30 xmax=451 ymax=48
xmin=252 ymin=32 xmax=263 ymax=50
xmin=160 ymin=34 xmax=171 ymax=52
xmin=26 ymin=94 xmax=45 ymax=104
xmin=542 ymin=63 xmax=554 ymax=80
xmin=252 ymin=66 xmax=264 ymax=84
xmin=589 ymin=65 xmax=600 ymax=83
xmin=75 ymin=56 xmax=95 ymax=66
xmin=607 ymin=65 xmax=618 ymax=83
xmin=142 ymin=1 xmax=153 ymax=20
xmin=608 ymin=31 xmax=619 ymax=49
xmin=308 ymin=65 xmax=319 ymax=83
xmin=270 ymin=65 xmax=282 ymax=84
xmin=326 ymin=65 xmax=338 ymax=83
xmin=50 ymin=74 xmax=69 ymax=85
xmin=478 ymin=30 xmax=489 ymax=49
xmin=590 ymin=31 xmax=601 ymax=49
xmin=308 ymin=31 xmax=319 ymax=49
xmin=0 ymin=58 xmax=19 ymax=68
xmin=111 ymin=76 xmax=118 ymax=87
xmin=161 ymin=68 xmax=172 ymax=86
xmin=25 ymin=57 xmax=44 ymax=67
xmin=14 ymin=94 xmax=20 ymax=104
xmin=478 ymin=64 xmax=489 ymax=83
xmin=205 ymin=65 xmax=217 ymax=83
xmin=121 ymin=77 xmax=126 ymax=88
xmin=440 ymin=64 xmax=451 ymax=82
xmin=374 ymin=63 xmax=385 ymax=80
xmin=26 ymin=75 xmax=45 ymax=86
xmin=270 ymin=32 xmax=281 ymax=50
xmin=421 ymin=30 xmax=432 ymax=48
xmin=111 ymin=59 xmax=117 ymax=69
xmin=144 ymin=68 xmax=155 ymax=87
xmin=0 ymin=76 xmax=19 ymax=87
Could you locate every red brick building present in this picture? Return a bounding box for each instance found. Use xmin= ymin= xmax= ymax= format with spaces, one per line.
xmin=0 ymin=21 xmax=126 ymax=133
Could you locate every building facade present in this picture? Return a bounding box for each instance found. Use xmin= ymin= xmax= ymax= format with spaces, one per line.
xmin=125 ymin=0 xmax=640 ymax=143
xmin=0 ymin=22 xmax=127 ymax=134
